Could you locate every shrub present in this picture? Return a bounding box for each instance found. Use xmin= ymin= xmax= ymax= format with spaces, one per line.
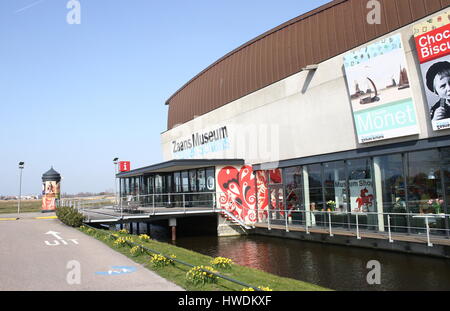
xmin=130 ymin=245 xmax=144 ymax=256
xmin=139 ymin=234 xmax=151 ymax=242
xmin=150 ymin=254 xmax=174 ymax=268
xmin=186 ymin=266 xmax=218 ymax=285
xmin=113 ymin=237 xmax=127 ymax=247
xmin=56 ymin=205 xmax=85 ymax=227
xmin=241 ymin=286 xmax=273 ymax=291
xmin=210 ymin=257 xmax=233 ymax=270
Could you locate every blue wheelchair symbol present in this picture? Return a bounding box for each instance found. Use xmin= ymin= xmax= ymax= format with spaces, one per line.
xmin=95 ymin=266 xmax=137 ymax=276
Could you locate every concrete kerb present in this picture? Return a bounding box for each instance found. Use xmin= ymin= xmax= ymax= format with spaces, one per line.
xmin=82 ymin=224 xmax=263 ymax=291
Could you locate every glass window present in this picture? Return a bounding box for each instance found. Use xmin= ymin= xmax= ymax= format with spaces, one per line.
xmin=142 ymin=176 xmax=148 ymax=195
xmin=308 ymin=164 xmax=324 ymax=211
xmin=139 ymin=176 xmax=145 ymax=195
xmin=135 ymin=177 xmax=140 ymax=195
xmin=269 ymin=169 xmax=283 ymax=184
xmin=374 ymin=154 xmax=407 ymax=232
xmin=181 ymin=171 xmax=189 ymax=192
xmin=189 ymin=170 xmax=197 ymax=192
xmin=155 ymin=175 xmax=163 ymax=194
xmin=284 ymin=166 xmax=303 ymax=211
xmin=323 ymin=161 xmax=346 ymax=212
xmin=347 ymin=158 xmax=374 ymax=213
xmin=206 ymin=168 xmax=215 ymax=191
xmin=197 ymin=169 xmax=206 ymax=192
xmin=146 ymin=176 xmax=154 ymax=195
xmin=374 ymin=154 xmax=406 ymax=214
xmin=174 ymin=172 xmax=181 ymax=193
xmin=164 ymin=174 xmax=172 ymax=193
xmin=440 ymin=148 xmax=450 ymax=215
xmin=407 ymin=150 xmax=443 ymax=214
xmin=130 ymin=177 xmax=135 ymax=195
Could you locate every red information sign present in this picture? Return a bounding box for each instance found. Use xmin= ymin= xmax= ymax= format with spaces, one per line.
xmin=415 ymin=23 xmax=450 ymax=64
xmin=119 ymin=161 xmax=131 ymax=172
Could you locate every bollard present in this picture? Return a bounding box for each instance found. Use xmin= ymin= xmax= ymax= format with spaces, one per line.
xmin=285 ymin=209 xmax=289 ymax=232
xmin=387 ymin=215 xmax=393 ymax=243
xmin=305 ymin=211 xmax=310 ymax=235
xmin=328 ymin=211 xmax=333 ymax=237
xmin=152 ymin=195 xmax=155 ymax=215
xmin=425 ymin=217 xmax=433 ymax=247
xmin=356 ymin=213 xmax=361 ymax=240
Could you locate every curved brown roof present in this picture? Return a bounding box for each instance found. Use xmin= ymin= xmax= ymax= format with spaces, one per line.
xmin=166 ymin=0 xmax=450 ymax=130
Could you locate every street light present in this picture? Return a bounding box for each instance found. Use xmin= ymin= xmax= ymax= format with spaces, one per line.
xmin=113 ymin=157 xmax=119 ymax=204
xmin=17 ymin=162 xmax=24 ymax=219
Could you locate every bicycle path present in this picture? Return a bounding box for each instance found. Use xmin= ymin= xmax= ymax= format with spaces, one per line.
xmin=0 ymin=213 xmax=184 ymax=291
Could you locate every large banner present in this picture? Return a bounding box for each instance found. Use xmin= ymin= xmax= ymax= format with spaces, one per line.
xmin=413 ymin=11 xmax=450 ymax=131
xmin=344 ymin=34 xmax=420 ymax=143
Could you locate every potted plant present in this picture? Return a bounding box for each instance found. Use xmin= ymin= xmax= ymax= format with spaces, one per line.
xmin=427 ymin=199 xmax=444 ymax=214
xmin=326 ymin=200 xmax=336 ymax=212
xmin=392 ymin=197 xmax=406 ymax=213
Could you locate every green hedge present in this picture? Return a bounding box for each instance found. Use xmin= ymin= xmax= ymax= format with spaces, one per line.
xmin=56 ymin=205 xmax=85 ymax=227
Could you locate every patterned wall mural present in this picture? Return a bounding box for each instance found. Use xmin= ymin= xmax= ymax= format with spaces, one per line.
xmin=217 ymin=165 xmax=259 ymax=223
xmin=256 ymin=171 xmax=269 ymax=222
xmin=217 ymin=166 xmax=283 ymax=224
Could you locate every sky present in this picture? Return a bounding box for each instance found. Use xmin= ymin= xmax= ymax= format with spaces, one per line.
xmin=0 ymin=0 xmax=330 ymax=196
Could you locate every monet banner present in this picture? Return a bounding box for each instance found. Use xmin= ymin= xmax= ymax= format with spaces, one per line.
xmin=343 ymin=33 xmax=419 ymax=143
xmin=413 ymin=11 xmax=450 ymax=131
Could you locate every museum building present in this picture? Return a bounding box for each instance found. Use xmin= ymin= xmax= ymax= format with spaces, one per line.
xmin=118 ymin=0 xmax=450 ymax=236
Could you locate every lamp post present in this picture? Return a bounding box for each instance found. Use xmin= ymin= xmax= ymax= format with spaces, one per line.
xmin=17 ymin=162 xmax=24 ymax=218
xmin=113 ymin=157 xmax=119 ymax=204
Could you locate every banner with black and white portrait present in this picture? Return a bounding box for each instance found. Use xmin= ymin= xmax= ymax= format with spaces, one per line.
xmin=413 ymin=11 xmax=450 ymax=131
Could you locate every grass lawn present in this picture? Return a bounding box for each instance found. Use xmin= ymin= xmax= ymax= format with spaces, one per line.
xmin=79 ymin=226 xmax=330 ymax=291
xmin=0 ymin=200 xmax=41 ymax=214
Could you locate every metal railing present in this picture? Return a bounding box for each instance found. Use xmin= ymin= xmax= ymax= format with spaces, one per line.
xmin=62 ymin=192 xmax=223 ymax=223
xmin=258 ymin=208 xmax=450 ymax=247
xmin=119 ymin=192 xmax=217 ymax=208
xmin=61 ymin=195 xmax=450 ymax=246
xmin=219 ymin=208 xmax=253 ymax=230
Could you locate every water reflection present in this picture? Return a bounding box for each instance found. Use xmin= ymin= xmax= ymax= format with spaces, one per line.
xmin=173 ymin=235 xmax=450 ymax=291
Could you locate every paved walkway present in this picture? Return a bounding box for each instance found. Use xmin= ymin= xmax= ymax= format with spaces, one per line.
xmin=0 ymin=213 xmax=184 ymax=291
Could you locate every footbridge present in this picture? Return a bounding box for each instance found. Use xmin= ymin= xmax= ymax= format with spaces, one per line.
xmin=61 ymin=194 xmax=253 ymax=234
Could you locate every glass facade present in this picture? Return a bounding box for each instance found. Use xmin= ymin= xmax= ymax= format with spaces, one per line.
xmin=117 ymin=147 xmax=450 ymax=235
xmin=119 ymin=166 xmax=216 ymax=208
xmin=261 ymin=147 xmax=450 ymax=236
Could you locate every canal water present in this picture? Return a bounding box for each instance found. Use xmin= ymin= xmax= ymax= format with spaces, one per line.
xmin=124 ymin=223 xmax=450 ymax=291
xmin=173 ymin=235 xmax=450 ymax=291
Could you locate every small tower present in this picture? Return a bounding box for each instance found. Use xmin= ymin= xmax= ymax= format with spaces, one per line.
xmin=41 ymin=167 xmax=61 ymax=213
